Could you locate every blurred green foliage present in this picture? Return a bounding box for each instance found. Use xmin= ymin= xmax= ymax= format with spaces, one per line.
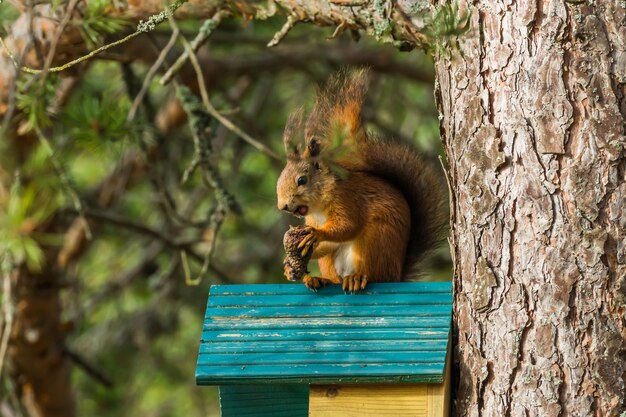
xmin=80 ymin=0 xmax=130 ymax=47
xmin=1 ymin=180 xmax=57 ymax=271
xmin=15 ymin=75 xmax=57 ymax=132
xmin=425 ymin=1 xmax=471 ymax=55
xmin=0 ymin=9 xmax=449 ymax=417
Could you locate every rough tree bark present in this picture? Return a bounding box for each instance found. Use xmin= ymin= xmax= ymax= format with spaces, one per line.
xmin=1 ymin=1 xmax=624 ymax=416
xmin=434 ymin=1 xmax=626 ymax=416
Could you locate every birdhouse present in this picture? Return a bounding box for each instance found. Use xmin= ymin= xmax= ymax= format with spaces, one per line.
xmin=196 ymin=281 xmax=452 ymax=417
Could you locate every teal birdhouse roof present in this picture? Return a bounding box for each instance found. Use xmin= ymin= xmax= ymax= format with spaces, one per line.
xmin=196 ymin=281 xmax=452 ymax=385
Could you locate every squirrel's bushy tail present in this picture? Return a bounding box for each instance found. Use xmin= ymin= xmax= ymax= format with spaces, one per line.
xmin=357 ymin=137 xmax=449 ymax=277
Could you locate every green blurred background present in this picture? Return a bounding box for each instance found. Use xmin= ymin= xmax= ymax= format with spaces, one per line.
xmin=0 ymin=9 xmax=449 ymax=417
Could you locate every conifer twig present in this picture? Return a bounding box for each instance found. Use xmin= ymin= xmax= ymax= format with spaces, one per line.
xmin=35 ymin=127 xmax=92 ymax=240
xmin=178 ymin=35 xmax=280 ymax=160
xmin=39 ymin=0 xmax=80 ymax=81
xmin=128 ymin=26 xmax=180 ymax=121
xmin=0 ymin=0 xmax=188 ymax=75
xmin=0 ymin=261 xmax=14 ymax=378
xmin=267 ymin=14 xmax=298 ymax=47
xmin=160 ymin=10 xmax=228 ymax=85
xmin=62 ymin=347 xmax=113 ymax=388
xmin=174 ymin=59 xmax=239 ymax=285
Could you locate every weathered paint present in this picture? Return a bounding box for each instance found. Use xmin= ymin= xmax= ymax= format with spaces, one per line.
xmin=196 ymin=282 xmax=452 ymax=386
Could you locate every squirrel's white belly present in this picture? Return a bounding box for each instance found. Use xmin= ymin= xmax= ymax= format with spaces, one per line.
xmin=310 ymin=210 xmax=327 ymax=226
xmin=334 ymin=243 xmax=355 ymax=277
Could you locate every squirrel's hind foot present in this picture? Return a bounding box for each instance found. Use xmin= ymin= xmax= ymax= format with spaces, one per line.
xmin=342 ymin=274 xmax=368 ymax=293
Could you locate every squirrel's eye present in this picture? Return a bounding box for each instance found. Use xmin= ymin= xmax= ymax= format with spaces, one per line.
xmin=297 ymin=176 xmax=308 ymax=186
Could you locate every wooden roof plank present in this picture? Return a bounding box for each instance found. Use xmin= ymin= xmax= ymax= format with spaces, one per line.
xmin=199 ymin=339 xmax=449 ymax=353
xmin=197 ymin=362 xmax=446 ymax=385
xmin=198 ymin=350 xmax=446 ymax=366
xmin=209 ymin=293 xmax=451 ymax=307
xmin=207 ymin=304 xmax=453 ymax=318
xmin=210 ymin=282 xmax=452 ymax=296
xmin=202 ymin=328 xmax=449 ymax=342
xmin=204 ymin=316 xmax=452 ymax=330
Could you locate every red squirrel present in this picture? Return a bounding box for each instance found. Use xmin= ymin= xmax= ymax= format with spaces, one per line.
xmin=276 ymin=69 xmax=448 ymax=292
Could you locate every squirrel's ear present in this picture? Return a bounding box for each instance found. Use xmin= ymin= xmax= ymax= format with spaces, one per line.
xmin=283 ymin=107 xmax=304 ymax=157
xmin=304 ymin=137 xmax=321 ymax=158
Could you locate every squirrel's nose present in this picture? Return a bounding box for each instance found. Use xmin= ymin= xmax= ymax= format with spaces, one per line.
xmin=277 ymin=199 xmax=289 ymax=211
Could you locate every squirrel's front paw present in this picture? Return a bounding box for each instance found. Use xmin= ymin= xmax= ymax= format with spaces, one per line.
xmin=298 ymin=226 xmax=320 ymax=257
xmin=303 ymin=275 xmax=325 ymax=292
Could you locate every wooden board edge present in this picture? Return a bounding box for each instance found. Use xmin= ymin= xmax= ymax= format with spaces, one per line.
xmin=427 ymin=334 xmax=451 ymax=417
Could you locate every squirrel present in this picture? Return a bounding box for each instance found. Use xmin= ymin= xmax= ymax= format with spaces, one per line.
xmin=276 ymin=68 xmax=449 ymax=292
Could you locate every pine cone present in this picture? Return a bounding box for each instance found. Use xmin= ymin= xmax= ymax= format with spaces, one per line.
xmin=283 ymin=226 xmax=312 ymax=281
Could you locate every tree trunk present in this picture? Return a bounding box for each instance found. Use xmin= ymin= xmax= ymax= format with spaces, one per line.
xmin=7 ymin=264 xmax=76 ymax=417
xmin=434 ymin=1 xmax=625 ymax=415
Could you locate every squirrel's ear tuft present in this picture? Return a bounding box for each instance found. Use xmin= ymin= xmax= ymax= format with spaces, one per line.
xmin=283 ymin=107 xmax=304 ymax=158
xmin=334 ymin=68 xmax=369 ymax=135
xmin=310 ymin=67 xmax=369 ymax=139
xmin=300 ymin=68 xmax=370 ymax=158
